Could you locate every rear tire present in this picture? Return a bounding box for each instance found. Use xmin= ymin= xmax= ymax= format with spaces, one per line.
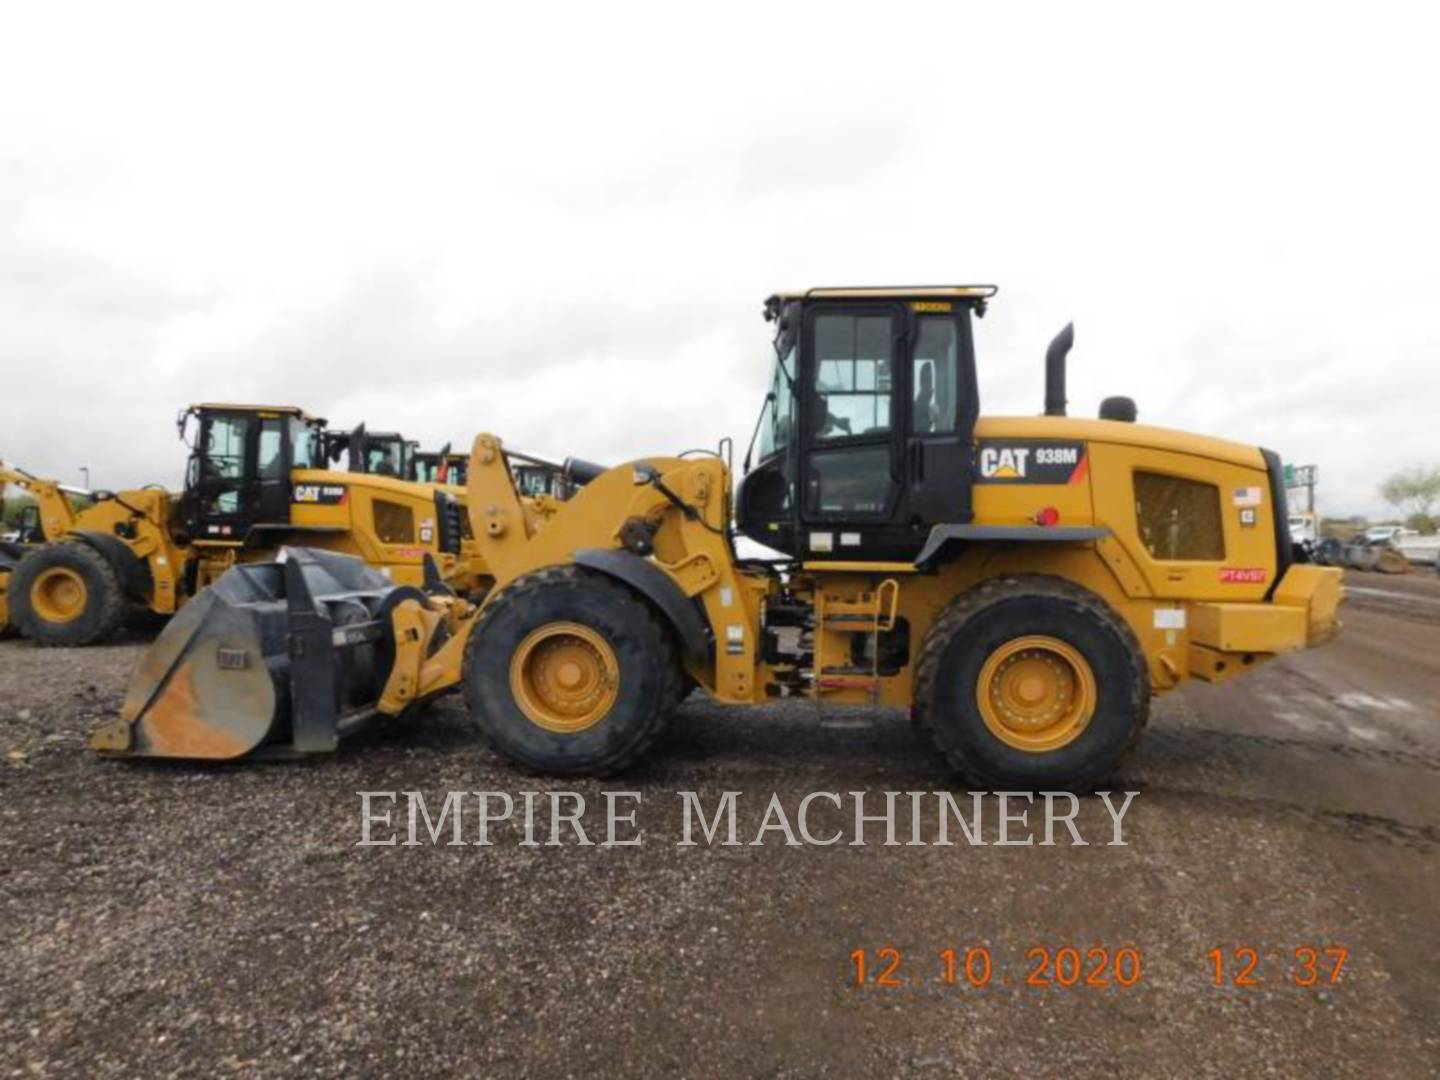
xmin=914 ymin=575 xmax=1149 ymax=791
xmin=10 ymin=543 xmax=128 ymax=647
xmin=461 ymin=566 xmax=675 ymax=775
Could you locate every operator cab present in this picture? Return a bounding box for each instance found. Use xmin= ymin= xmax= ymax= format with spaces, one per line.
xmin=322 ymin=425 xmax=414 ymax=479
xmin=179 ymin=404 xmax=326 ymax=543
xmin=412 ymin=444 xmax=469 ymax=486
xmin=14 ymin=503 xmax=43 ymax=544
xmin=736 ymin=287 xmax=991 ymax=560
xmin=514 ymin=462 xmax=565 ymax=499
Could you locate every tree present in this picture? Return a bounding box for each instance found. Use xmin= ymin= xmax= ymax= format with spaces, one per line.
xmin=1380 ymin=465 xmax=1440 ymax=533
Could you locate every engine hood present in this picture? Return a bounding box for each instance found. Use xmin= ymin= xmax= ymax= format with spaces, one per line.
xmin=975 ymin=416 xmax=1266 ymax=470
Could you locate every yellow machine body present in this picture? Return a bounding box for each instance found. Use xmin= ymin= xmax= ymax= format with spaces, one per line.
xmin=416 ymin=424 xmax=1340 ymax=712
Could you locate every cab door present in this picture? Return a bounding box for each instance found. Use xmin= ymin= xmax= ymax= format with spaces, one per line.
xmin=253 ymin=415 xmax=292 ymax=526
xmin=903 ymin=307 xmax=977 ymax=527
xmin=797 ymin=304 xmax=903 ymax=555
xmin=185 ymin=411 xmax=253 ymax=541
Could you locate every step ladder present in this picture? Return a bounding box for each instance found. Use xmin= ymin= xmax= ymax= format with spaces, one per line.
xmin=810 ymin=578 xmax=900 ymax=707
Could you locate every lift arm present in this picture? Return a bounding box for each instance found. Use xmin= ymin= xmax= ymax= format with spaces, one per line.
xmin=0 ymin=466 xmax=84 ymax=540
xmin=462 ymin=433 xmax=762 ymax=701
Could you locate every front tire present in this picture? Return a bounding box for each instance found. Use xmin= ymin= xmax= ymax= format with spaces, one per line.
xmin=461 ymin=566 xmax=675 ymax=775
xmin=914 ymin=575 xmax=1149 ymax=791
xmin=10 ymin=543 xmax=128 ymax=647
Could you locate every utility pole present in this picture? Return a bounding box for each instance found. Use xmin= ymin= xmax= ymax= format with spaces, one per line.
xmin=79 ymin=465 xmax=91 ymax=490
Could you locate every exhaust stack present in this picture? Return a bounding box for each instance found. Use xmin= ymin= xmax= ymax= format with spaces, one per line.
xmin=1045 ymin=322 xmax=1074 ymax=417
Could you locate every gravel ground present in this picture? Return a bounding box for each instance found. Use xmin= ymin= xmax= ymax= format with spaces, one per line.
xmin=2 ymin=578 xmax=1438 ymax=1078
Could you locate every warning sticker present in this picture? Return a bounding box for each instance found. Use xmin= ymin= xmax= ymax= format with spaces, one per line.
xmin=1153 ymin=608 xmax=1187 ymax=630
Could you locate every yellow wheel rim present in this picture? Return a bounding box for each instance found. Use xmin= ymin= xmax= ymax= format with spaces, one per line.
xmin=31 ymin=567 xmax=88 ymax=624
xmin=509 ymin=621 xmax=620 ymax=734
xmin=977 ymin=635 xmax=1096 ymax=753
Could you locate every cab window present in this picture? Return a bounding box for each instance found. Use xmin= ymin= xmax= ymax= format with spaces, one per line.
xmin=809 ymin=446 xmax=892 ymax=515
xmin=1135 ymin=472 xmax=1225 ymax=560
xmin=258 ymin=419 xmax=285 ymax=479
xmin=757 ymin=343 xmax=796 ymax=460
xmin=203 ymin=416 xmax=247 ymax=480
xmin=291 ymin=420 xmax=317 ymax=468
xmin=912 ymin=316 xmax=959 ymax=434
xmin=368 ymin=443 xmax=401 ymax=476
xmin=812 ymin=314 xmax=892 ymax=440
xmin=200 ymin=415 xmax=247 ymax=515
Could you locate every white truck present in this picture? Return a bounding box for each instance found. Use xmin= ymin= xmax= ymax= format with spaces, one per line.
xmin=1289 ymin=513 xmax=1319 ymax=548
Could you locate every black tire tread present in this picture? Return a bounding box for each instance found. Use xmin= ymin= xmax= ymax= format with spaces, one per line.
xmin=460 ymin=564 xmax=678 ymax=775
xmin=11 ymin=542 xmax=128 ymax=647
xmin=913 ymin=574 xmax=1150 ymax=790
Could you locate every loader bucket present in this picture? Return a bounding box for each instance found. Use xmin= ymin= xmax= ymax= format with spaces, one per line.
xmin=90 ymin=547 xmax=413 ymax=760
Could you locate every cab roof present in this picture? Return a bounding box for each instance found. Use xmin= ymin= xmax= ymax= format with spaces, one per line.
xmin=768 ymin=285 xmax=998 ymax=303
xmin=191 ymin=403 xmax=325 ymax=425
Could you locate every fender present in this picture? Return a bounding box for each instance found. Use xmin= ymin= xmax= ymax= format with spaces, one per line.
xmin=573 ymin=548 xmax=710 ymax=664
xmin=68 ymin=531 xmax=154 ymax=602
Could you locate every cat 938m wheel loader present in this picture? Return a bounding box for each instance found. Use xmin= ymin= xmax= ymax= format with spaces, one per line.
xmin=92 ymin=287 xmax=1344 ymax=788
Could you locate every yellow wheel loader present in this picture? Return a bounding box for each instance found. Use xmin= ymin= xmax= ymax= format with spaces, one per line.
xmin=412 ymin=445 xmax=469 ymax=486
xmin=0 ymin=404 xmax=480 ymax=646
xmin=322 ymin=423 xmax=415 ymax=479
xmin=412 ymin=441 xmax=575 ymax=502
xmin=94 ymin=287 xmax=1344 ymax=788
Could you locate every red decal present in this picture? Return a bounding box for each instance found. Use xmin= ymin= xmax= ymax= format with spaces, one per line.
xmin=1219 ymin=568 xmax=1267 ymax=584
xmin=1067 ymin=454 xmax=1090 ymax=485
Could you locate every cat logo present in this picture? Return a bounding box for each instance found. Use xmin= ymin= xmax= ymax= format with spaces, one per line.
xmin=980 ymin=446 xmax=1031 ymax=478
xmin=292 ymin=483 xmax=348 ymax=506
xmin=975 ymin=440 xmax=1087 ymax=485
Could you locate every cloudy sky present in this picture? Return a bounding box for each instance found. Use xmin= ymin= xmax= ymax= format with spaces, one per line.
xmin=1 ymin=2 xmax=1436 ymax=518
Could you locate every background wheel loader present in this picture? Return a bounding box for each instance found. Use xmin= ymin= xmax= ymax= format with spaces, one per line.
xmin=322 ymin=423 xmax=414 ymax=478
xmin=410 ymin=441 xmax=574 ymax=500
xmin=94 ymin=286 xmax=1344 ymax=789
xmin=0 ymin=404 xmax=481 ymax=646
xmin=412 ymin=443 xmax=469 ymax=486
